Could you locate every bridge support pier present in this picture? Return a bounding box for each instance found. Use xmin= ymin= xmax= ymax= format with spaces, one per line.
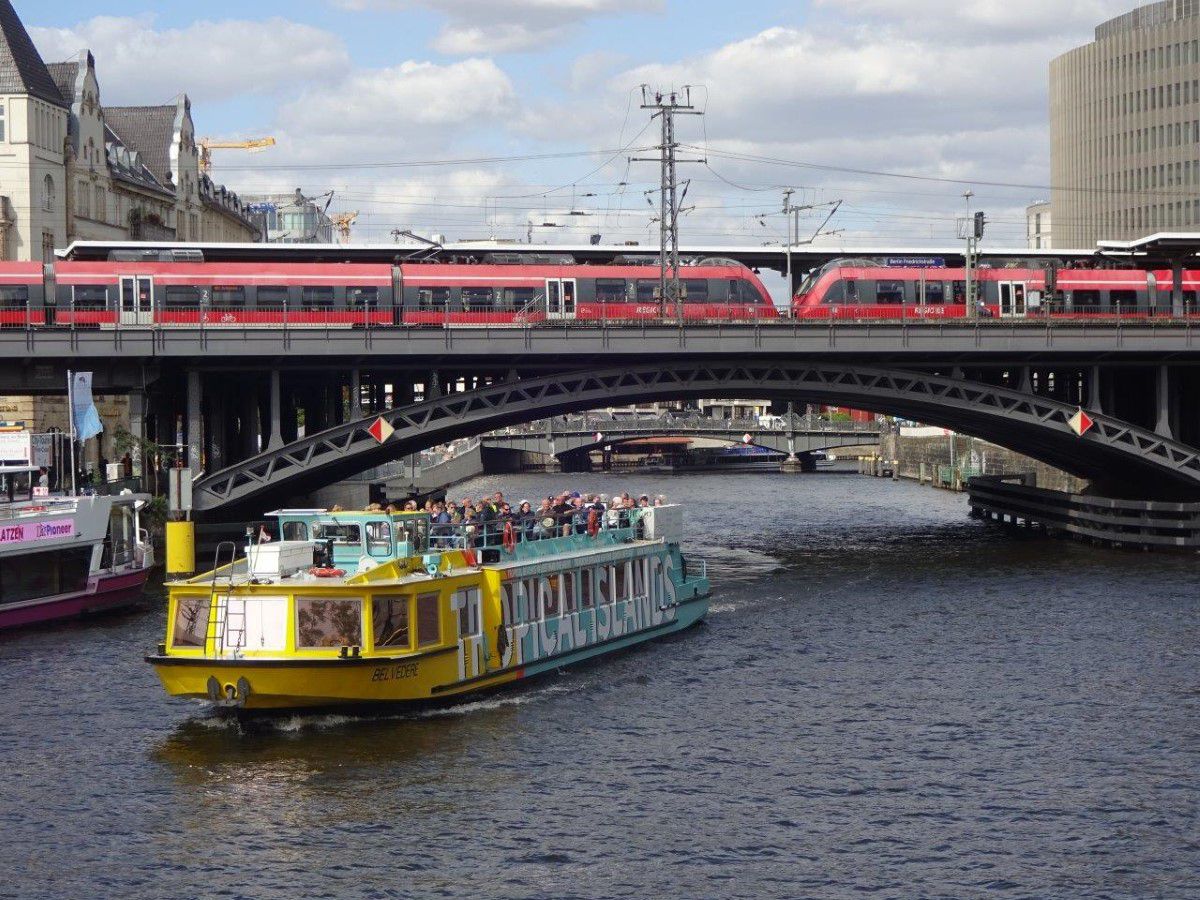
xmin=349 ymin=369 xmax=362 ymax=419
xmin=127 ymin=388 xmax=145 ymax=478
xmin=1088 ymin=366 xmax=1104 ymax=414
xmin=1156 ymin=365 xmax=1176 ymax=440
xmin=241 ymin=387 xmax=259 ymax=459
xmin=186 ymin=370 xmax=202 ymax=472
xmin=266 ymin=369 xmax=284 ymax=451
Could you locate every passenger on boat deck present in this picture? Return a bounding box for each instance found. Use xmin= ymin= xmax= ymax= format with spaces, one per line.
xmin=37 ymin=467 xmax=48 ymax=488
xmin=639 ymin=495 xmax=650 ymax=507
xmin=655 ymin=494 xmax=666 ymax=506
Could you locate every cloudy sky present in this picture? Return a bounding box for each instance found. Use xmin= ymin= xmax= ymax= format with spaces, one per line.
xmin=26 ymin=0 xmax=1135 ymax=249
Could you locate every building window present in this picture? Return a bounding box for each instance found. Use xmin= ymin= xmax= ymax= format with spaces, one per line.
xmin=42 ymin=175 xmax=55 ymax=212
xmin=94 ymin=187 xmax=105 ymax=222
xmin=0 ymin=103 xmax=5 ymax=142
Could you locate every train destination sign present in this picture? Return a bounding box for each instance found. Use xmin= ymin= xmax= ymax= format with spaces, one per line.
xmin=885 ymin=257 xmax=946 ymax=268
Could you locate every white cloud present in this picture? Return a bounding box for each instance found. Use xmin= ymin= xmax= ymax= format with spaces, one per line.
xmin=31 ymin=15 xmax=347 ymax=105
xmin=332 ymin=0 xmax=662 ymax=53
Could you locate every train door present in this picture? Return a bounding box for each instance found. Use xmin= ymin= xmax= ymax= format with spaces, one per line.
xmin=546 ymin=278 xmax=577 ymax=320
xmin=119 ymin=275 xmax=154 ymax=325
xmin=998 ymin=281 xmax=1027 ymax=318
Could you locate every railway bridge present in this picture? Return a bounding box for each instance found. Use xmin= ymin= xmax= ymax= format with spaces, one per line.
xmin=4 ymin=318 xmax=1200 ymax=519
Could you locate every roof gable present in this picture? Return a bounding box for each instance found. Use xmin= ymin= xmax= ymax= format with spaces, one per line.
xmin=103 ymin=104 xmax=180 ymax=187
xmin=0 ymin=1 xmax=66 ymax=107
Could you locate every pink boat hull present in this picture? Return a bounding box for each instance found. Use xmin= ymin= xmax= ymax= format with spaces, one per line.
xmin=0 ymin=568 xmax=150 ymax=630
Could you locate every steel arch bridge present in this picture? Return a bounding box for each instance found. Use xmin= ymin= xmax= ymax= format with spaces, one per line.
xmin=191 ymin=362 xmax=1200 ymax=518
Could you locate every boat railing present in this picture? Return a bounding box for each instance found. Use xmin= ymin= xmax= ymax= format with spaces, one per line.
xmin=0 ymin=498 xmax=78 ymax=521
xmin=428 ymin=508 xmax=644 ymax=551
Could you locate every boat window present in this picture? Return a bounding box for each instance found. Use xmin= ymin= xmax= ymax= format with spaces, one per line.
xmin=595 ymin=278 xmax=626 ymax=302
xmin=0 ymin=547 xmax=92 ymax=606
xmin=302 ymin=286 xmax=335 ymax=310
xmin=456 ymin=588 xmax=481 ymax=637
xmin=281 ymin=520 xmax=308 ymax=541
xmin=543 ymin=575 xmax=560 ymax=617
xmin=615 ymin=562 xmax=629 ymax=602
xmin=597 ymin=567 xmax=611 ymax=605
xmin=225 ymin=596 xmax=288 ymax=652
xmin=347 ymin=287 xmax=378 ymax=309
xmin=366 ymin=520 xmax=391 ymax=557
xmin=501 ymin=583 xmax=517 ymax=623
xmin=172 ymin=596 xmax=211 ymax=647
xmin=633 ymin=558 xmax=647 ymax=598
xmin=416 ymin=592 xmax=441 ymax=646
xmin=212 ymin=286 xmax=246 ymax=308
xmin=580 ymin=568 xmax=593 ymax=608
xmin=562 ymin=571 xmax=576 ymax=613
xmin=0 ymin=285 xmax=28 ymax=308
xmin=372 ymin=595 xmax=409 ymax=648
xmin=296 ymin=597 xmax=363 ymax=648
xmin=313 ymin=522 xmax=361 ymax=545
xmin=522 ymin=579 xmax=538 ymax=621
xmin=72 ymin=285 xmax=108 ymax=310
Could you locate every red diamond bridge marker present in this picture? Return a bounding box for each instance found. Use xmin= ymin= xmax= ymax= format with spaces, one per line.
xmin=368 ymin=417 xmax=394 ymax=444
xmin=1068 ymin=409 xmax=1094 ymax=437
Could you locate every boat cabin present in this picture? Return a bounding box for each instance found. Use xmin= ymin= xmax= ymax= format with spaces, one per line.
xmin=260 ymin=508 xmax=431 ymax=573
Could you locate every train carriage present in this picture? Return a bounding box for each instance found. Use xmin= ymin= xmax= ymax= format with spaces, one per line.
xmin=791 ymin=258 xmax=1197 ymax=320
xmin=0 ymin=263 xmax=52 ymax=328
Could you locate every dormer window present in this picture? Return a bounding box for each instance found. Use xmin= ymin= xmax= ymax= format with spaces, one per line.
xmin=0 ymin=103 xmax=5 ymax=142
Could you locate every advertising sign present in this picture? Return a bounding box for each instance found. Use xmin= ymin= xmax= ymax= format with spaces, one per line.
xmin=0 ymin=430 xmax=31 ymax=467
xmin=0 ymin=519 xmax=74 ymax=544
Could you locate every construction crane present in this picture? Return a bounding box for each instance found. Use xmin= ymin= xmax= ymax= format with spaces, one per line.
xmin=330 ymin=211 xmax=358 ymax=243
xmin=198 ymin=137 xmax=276 ymax=173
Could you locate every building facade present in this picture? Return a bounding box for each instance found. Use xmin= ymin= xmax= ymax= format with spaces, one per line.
xmin=1051 ymin=1 xmax=1200 ymax=247
xmin=1026 ymin=200 xmax=1052 ymax=248
xmin=244 ymin=189 xmax=335 ymax=243
xmin=0 ymin=3 xmax=257 ymax=261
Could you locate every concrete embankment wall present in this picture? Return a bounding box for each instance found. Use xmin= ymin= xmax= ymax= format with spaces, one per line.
xmin=872 ymin=432 xmax=1087 ymax=494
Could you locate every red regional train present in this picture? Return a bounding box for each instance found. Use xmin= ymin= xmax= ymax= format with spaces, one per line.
xmin=791 ymin=258 xmax=1200 ymax=319
xmin=0 ymin=255 xmax=776 ymax=328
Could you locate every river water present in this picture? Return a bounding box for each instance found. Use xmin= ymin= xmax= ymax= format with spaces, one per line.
xmin=0 ymin=473 xmax=1197 ymax=899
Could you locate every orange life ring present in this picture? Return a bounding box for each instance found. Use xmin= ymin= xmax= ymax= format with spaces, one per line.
xmin=502 ymin=521 xmax=516 ymax=552
xmin=309 ymin=566 xmax=346 ymax=578
xmin=462 ymin=548 xmax=477 ymax=567
xmin=587 ymin=508 xmax=600 ymax=537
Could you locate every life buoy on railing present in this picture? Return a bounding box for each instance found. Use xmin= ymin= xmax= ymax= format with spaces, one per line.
xmin=502 ymin=521 xmax=516 ymax=552
xmin=309 ymin=566 xmax=346 ymax=578
xmin=587 ymin=508 xmax=600 ymax=538
xmin=462 ymin=548 xmax=478 ymax=567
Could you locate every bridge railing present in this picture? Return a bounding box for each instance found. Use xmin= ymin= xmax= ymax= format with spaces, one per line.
xmin=14 ymin=302 xmax=1200 ymax=331
xmin=491 ymin=414 xmax=881 ymax=435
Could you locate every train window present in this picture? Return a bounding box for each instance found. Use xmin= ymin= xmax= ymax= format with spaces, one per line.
xmin=636 ymin=280 xmax=659 ymax=302
xmin=845 ymin=280 xmax=858 ymax=302
xmin=1110 ymin=290 xmax=1138 ymax=307
xmin=1073 ymin=290 xmax=1100 ymax=308
xmin=462 ymin=286 xmax=493 ymax=310
xmin=257 ymin=287 xmax=288 ymax=310
xmin=683 ymin=279 xmax=708 ymax=301
xmin=877 ymin=281 xmax=905 ymax=304
xmin=164 ymin=286 xmax=202 ymax=309
xmin=72 ymin=285 xmax=107 ymax=310
xmin=923 ymin=282 xmax=945 ymax=304
xmin=1184 ymin=291 xmax=1198 ymax=310
xmin=952 ymin=281 xmax=966 ymax=304
xmin=211 ymin=286 xmax=245 ymax=308
xmin=595 ymin=278 xmax=626 ymax=302
xmin=301 ymin=286 xmax=334 ymax=310
xmin=347 ymin=287 xmax=378 ymax=308
xmin=0 ymin=286 xmax=28 ymax=308
xmin=500 ymin=287 xmax=536 ymax=308
xmin=417 ymin=287 xmax=450 ymax=308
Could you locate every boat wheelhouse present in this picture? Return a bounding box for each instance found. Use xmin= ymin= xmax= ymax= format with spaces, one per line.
xmin=147 ymin=502 xmax=709 ymax=714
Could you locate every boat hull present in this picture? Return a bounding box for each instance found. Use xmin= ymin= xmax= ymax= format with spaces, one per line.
xmin=149 ymin=594 xmax=708 ymax=714
xmin=0 ymin=568 xmax=150 ymax=631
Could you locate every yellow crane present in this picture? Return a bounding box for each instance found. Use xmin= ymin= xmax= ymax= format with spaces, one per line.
xmin=330 ymin=211 xmax=358 ymax=243
xmin=198 ymin=136 xmax=276 ymax=173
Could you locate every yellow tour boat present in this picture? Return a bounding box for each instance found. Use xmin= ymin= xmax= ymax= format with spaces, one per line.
xmin=147 ymin=502 xmax=710 ymax=715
